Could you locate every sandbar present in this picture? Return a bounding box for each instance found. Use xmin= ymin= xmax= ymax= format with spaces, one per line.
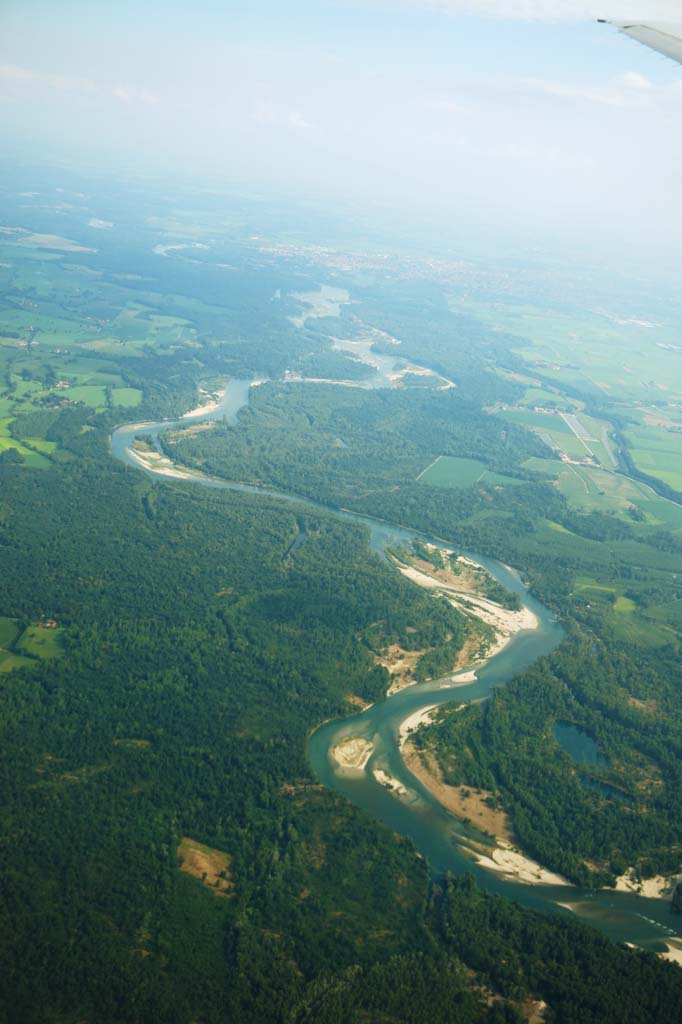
xmin=613 ymin=868 xmax=680 ymax=900
xmin=331 ymin=736 xmax=373 ymax=771
xmin=472 ymin=841 xmax=570 ymax=887
xmin=398 ymin=705 xmax=439 ymax=748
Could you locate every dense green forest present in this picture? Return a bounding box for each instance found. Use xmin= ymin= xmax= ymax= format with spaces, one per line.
xmin=2 ymin=175 xmax=682 ymax=1021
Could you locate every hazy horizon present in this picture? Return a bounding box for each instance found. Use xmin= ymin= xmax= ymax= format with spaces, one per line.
xmin=2 ymin=1 xmax=682 ymax=274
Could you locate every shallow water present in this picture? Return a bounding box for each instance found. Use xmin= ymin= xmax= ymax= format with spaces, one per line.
xmin=554 ymin=721 xmax=606 ymax=766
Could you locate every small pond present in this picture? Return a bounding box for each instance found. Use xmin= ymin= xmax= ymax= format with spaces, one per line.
xmin=553 ymin=721 xmax=606 ymax=766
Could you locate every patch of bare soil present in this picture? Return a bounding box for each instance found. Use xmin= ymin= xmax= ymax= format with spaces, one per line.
xmin=177 ymin=837 xmax=233 ymax=896
xmin=403 ymin=742 xmax=514 ymax=843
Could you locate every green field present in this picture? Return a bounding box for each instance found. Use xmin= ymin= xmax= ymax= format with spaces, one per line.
xmin=452 ymin=297 xmax=682 ymax=405
xmin=503 ymin=409 xmax=589 ymax=459
xmin=0 ymin=651 xmax=36 ymax=673
xmin=16 ymin=625 xmax=63 ymax=660
xmin=0 ymin=618 xmax=62 ymax=670
xmin=0 ymin=435 xmax=51 ymax=467
xmin=518 ymin=386 xmax=577 ymax=409
xmin=503 ymin=408 xmax=616 ymax=469
xmin=624 ymin=422 xmax=682 ymax=491
xmin=62 ymin=385 xmax=108 ymax=407
xmin=112 ymin=386 xmax=143 ymax=407
xmin=523 ymin=457 xmax=682 ymax=525
xmin=419 ymin=455 xmax=522 ymax=489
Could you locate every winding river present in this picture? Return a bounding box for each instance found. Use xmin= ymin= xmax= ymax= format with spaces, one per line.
xmin=111 ymin=378 xmax=682 ymax=958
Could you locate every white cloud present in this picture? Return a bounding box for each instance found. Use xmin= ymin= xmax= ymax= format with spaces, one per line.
xmin=252 ymin=100 xmax=314 ymax=130
xmin=288 ymin=110 xmax=313 ymax=130
xmin=0 ymin=63 xmax=159 ymax=107
xmin=112 ymin=85 xmax=158 ymax=106
xmin=524 ymin=70 xmax=682 ymax=107
xmin=386 ymin=1 xmax=682 ymax=21
xmin=0 ymin=63 xmax=34 ymax=81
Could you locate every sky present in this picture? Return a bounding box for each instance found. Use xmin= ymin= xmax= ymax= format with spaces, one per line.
xmin=2 ymin=1 xmax=682 ymax=270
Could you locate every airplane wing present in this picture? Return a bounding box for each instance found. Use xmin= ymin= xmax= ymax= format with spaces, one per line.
xmin=600 ymin=21 xmax=682 ymax=66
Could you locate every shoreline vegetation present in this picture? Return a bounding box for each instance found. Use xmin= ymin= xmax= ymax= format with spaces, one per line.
xmin=181 ymin=385 xmax=226 ymax=419
xmin=403 ymin=738 xmax=571 ymax=887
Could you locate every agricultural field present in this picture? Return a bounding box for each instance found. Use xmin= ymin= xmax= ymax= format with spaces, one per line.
xmin=0 ymin=417 xmax=52 ymax=467
xmin=417 ymin=454 xmax=523 ymax=489
xmin=517 ymin=386 xmax=578 ymax=410
xmin=621 ymin=420 xmax=682 ymax=492
xmin=523 ymin=456 xmax=682 ymax=526
xmin=571 ymin=578 xmax=675 ymax=648
xmin=501 ymin=407 xmax=615 ymax=468
xmin=0 ymin=236 xmax=202 ymax=462
xmin=452 ymin=297 xmax=682 ymax=405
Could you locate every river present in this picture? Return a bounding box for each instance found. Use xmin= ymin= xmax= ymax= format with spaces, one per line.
xmin=111 ymin=377 xmax=682 ymax=958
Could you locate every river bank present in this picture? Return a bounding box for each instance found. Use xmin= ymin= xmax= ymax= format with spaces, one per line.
xmin=402 ymin=737 xmax=569 ymax=886
xmin=125 ymin=446 xmax=200 ymax=480
xmin=384 ymin=547 xmax=539 ymax=698
xmin=181 ymin=386 xmax=226 ymax=419
xmin=614 ymin=868 xmax=681 ymax=900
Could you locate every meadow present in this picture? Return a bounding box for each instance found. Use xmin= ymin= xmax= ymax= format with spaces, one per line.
xmin=0 ymin=615 xmax=63 ymax=672
xmin=417 ymin=454 xmax=523 ymax=489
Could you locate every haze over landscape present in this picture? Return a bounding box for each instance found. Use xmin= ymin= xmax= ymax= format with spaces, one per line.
xmin=3 ymin=3 xmax=682 ymax=1023
xmin=3 ymin=2 xmax=682 ymax=267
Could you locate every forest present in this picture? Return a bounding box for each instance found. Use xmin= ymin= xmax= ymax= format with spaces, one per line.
xmin=2 ymin=175 xmax=682 ymax=1021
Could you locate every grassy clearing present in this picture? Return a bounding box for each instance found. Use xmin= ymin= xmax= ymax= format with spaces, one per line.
xmin=519 ymin=386 xmax=576 ymax=409
xmin=503 ymin=409 xmax=572 ymax=433
xmin=646 ymin=598 xmax=682 ymax=628
xmin=572 ymin=580 xmax=672 ymax=645
xmin=418 ymin=455 xmax=522 ymax=489
xmin=112 ymin=387 xmax=142 ymax=407
xmin=502 ymin=409 xmax=599 ymax=461
xmin=609 ymin=615 xmax=673 ymax=648
xmin=21 ymin=450 xmax=52 ymax=469
xmin=24 ymin=438 xmax=57 ymax=454
xmin=0 ymin=436 xmax=51 ymax=467
xmin=62 ymin=385 xmax=107 ymax=407
xmin=16 ymin=626 xmax=64 ymax=660
xmin=522 ymin=457 xmax=559 ymax=478
xmin=0 ymin=651 xmax=36 ymax=673
xmin=177 ymin=837 xmax=233 ymax=896
xmin=626 ymin=427 xmax=682 ymax=490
